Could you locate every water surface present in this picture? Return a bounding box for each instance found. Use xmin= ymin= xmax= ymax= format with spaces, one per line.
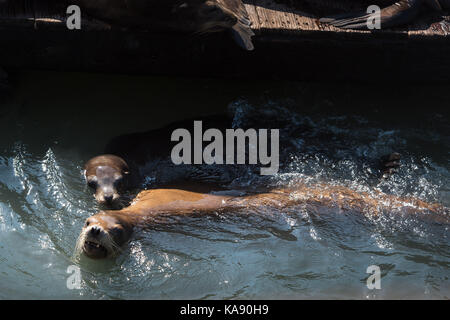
xmin=0 ymin=71 xmax=448 ymax=299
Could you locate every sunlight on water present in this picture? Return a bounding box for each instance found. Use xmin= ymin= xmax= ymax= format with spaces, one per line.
xmin=0 ymin=71 xmax=448 ymax=299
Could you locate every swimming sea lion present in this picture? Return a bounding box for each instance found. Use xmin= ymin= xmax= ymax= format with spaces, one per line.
xmin=68 ymin=0 xmax=254 ymax=50
xmin=84 ymin=114 xmax=250 ymax=206
xmin=319 ymin=0 xmax=450 ymax=29
xmin=75 ymin=186 xmax=448 ymax=259
xmin=84 ymin=154 xmax=134 ymax=206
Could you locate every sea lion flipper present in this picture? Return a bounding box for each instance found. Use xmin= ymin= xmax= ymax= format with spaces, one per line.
xmin=231 ymin=23 xmax=255 ymax=51
xmin=320 ymin=0 xmax=422 ymax=30
xmin=213 ymin=0 xmax=254 ymax=50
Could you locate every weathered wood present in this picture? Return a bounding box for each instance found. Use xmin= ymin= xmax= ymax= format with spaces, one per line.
xmin=0 ymin=0 xmax=449 ymax=82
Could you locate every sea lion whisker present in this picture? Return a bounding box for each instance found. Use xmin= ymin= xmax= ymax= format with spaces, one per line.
xmin=73 ymin=231 xmax=87 ymax=259
xmin=103 ymin=232 xmax=123 ymax=256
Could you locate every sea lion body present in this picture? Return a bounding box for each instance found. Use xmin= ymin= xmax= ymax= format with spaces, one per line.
xmin=76 ymin=186 xmax=448 ymax=259
xmin=318 ymin=0 xmax=450 ymax=29
xmin=85 ymin=114 xmax=403 ymax=207
xmin=69 ymin=0 xmax=254 ymax=50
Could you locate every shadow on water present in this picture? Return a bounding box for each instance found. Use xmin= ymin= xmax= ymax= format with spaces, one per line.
xmin=0 ymin=70 xmax=448 ymax=299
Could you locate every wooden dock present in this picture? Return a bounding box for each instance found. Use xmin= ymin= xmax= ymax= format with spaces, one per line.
xmin=1 ymin=0 xmax=450 ymax=82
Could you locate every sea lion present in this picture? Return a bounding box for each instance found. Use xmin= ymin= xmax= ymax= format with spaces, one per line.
xmin=85 ymin=114 xmax=404 ymax=206
xmin=84 ymin=154 xmax=133 ymax=206
xmin=68 ymin=0 xmax=254 ymax=50
xmin=75 ymin=185 xmax=448 ymax=259
xmin=83 ymin=114 xmax=255 ymax=206
xmin=319 ymin=0 xmax=450 ymax=29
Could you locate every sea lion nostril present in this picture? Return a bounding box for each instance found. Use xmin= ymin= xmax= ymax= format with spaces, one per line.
xmin=90 ymin=226 xmax=101 ymax=236
xmin=104 ymin=195 xmax=114 ymax=202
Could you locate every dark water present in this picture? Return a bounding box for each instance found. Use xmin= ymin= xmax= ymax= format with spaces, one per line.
xmin=0 ymin=71 xmax=448 ymax=299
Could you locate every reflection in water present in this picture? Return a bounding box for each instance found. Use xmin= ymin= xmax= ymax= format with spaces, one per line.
xmin=0 ymin=71 xmax=448 ymax=299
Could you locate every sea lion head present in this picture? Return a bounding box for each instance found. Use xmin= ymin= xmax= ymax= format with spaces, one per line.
xmin=194 ymin=0 xmax=254 ymax=50
xmin=197 ymin=1 xmax=238 ymax=31
xmin=76 ymin=212 xmax=134 ymax=259
xmin=84 ymin=155 xmax=130 ymax=206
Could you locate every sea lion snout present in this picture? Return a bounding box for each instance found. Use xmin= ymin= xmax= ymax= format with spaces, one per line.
xmin=88 ymin=225 xmax=102 ymax=237
xmin=196 ymin=0 xmax=255 ymax=50
xmin=103 ymin=194 xmax=114 ymax=203
xmin=82 ymin=224 xmax=109 ymax=259
xmin=197 ymin=1 xmax=237 ymax=31
xmin=78 ymin=213 xmax=134 ymax=259
xmin=95 ymin=184 xmax=120 ymax=205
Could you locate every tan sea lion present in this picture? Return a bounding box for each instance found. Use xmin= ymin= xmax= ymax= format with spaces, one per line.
xmin=68 ymin=0 xmax=254 ymax=50
xmin=319 ymin=0 xmax=450 ymax=29
xmin=75 ymin=185 xmax=448 ymax=259
xmin=83 ymin=115 xmax=235 ymax=206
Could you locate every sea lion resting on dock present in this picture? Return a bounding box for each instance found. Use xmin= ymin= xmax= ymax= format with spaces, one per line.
xmin=319 ymin=0 xmax=450 ymax=29
xmin=75 ymin=185 xmax=448 ymax=259
xmin=83 ymin=115 xmax=236 ymax=206
xmin=69 ymin=0 xmax=254 ymax=50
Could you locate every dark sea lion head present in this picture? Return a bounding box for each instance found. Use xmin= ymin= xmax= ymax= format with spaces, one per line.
xmin=77 ymin=212 xmax=134 ymax=259
xmin=200 ymin=0 xmax=254 ymax=50
xmin=179 ymin=0 xmax=254 ymax=50
xmin=84 ymin=155 xmax=130 ymax=206
xmin=197 ymin=1 xmax=237 ymax=30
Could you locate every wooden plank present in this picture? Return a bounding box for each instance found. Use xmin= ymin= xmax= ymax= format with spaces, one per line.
xmin=252 ymin=0 xmax=274 ymax=30
xmin=244 ymin=2 xmax=261 ymax=30
xmin=250 ymin=0 xmax=321 ymax=31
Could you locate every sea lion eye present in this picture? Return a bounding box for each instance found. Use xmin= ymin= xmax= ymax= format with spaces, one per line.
xmin=88 ymin=180 xmax=97 ymax=189
xmin=85 ymin=221 xmax=90 ymax=227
